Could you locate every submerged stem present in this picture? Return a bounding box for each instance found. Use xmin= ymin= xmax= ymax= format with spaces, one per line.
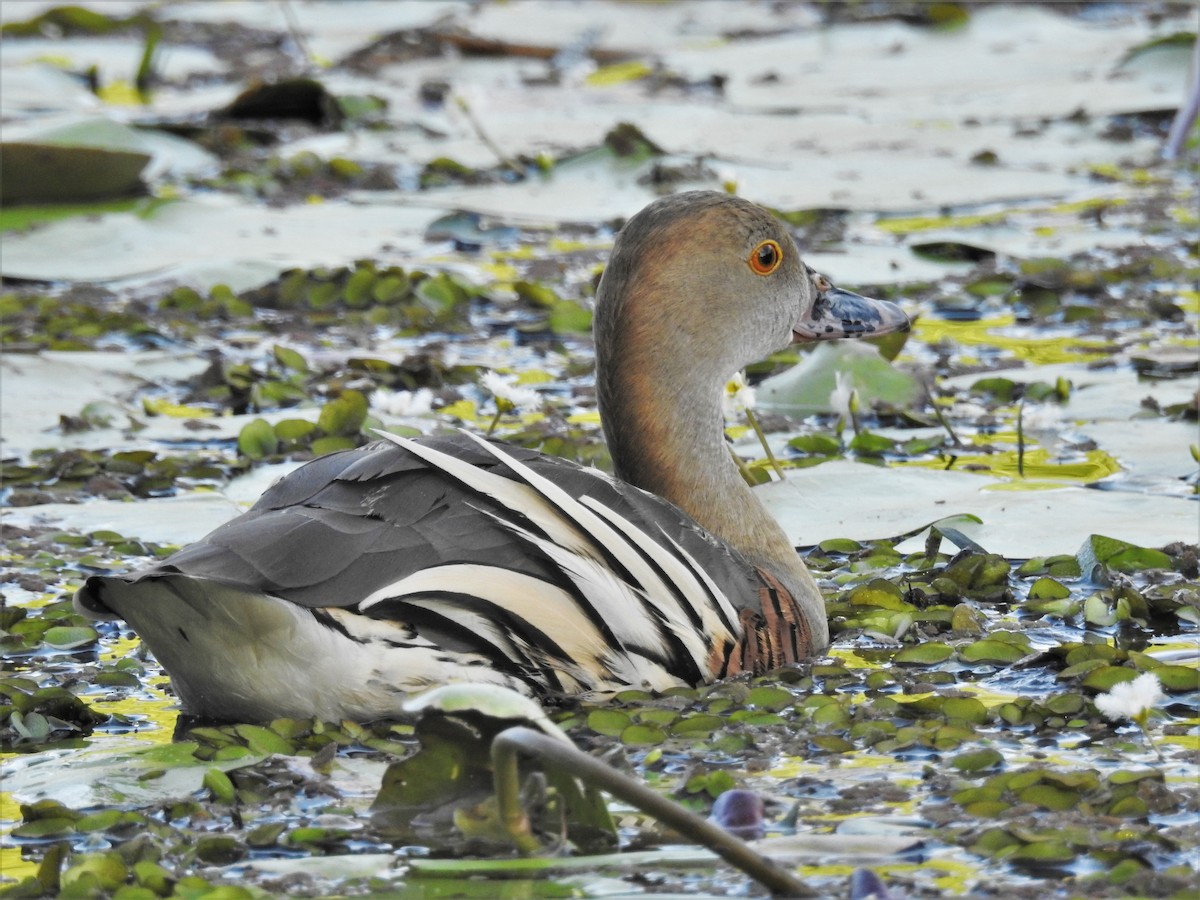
xmin=745 ymin=407 xmax=786 ymax=480
xmin=485 ymin=410 xmax=503 ymax=437
xmin=1017 ymin=401 xmax=1026 ymax=478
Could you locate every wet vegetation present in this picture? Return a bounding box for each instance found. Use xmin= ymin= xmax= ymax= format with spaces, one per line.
xmin=1 ymin=1 xmax=1198 ymax=898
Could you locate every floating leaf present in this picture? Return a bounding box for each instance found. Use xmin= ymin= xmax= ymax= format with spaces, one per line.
xmin=1144 ymin=665 xmax=1199 ymax=692
xmin=61 ymin=853 xmax=127 ymax=893
xmin=1018 ymin=783 xmax=1079 ymax=812
xmin=195 ymin=835 xmax=247 ymax=865
xmin=971 ymin=377 xmax=1017 ymax=401
xmin=272 ymin=344 xmax=309 ymax=372
xmin=894 ymin=642 xmax=954 ymax=665
xmin=586 ymin=61 xmax=654 ymax=87
xmin=12 ymin=817 xmax=77 ymax=839
xmin=586 ymin=709 xmax=630 ymax=737
xmin=237 ymin=418 xmax=279 ymax=460
xmin=274 ymin=418 xmax=317 ymax=444
xmin=1008 ymin=840 xmax=1076 ymax=864
xmin=1108 ymin=795 xmax=1148 ymax=818
xmin=620 ymin=724 xmax=666 ymax=746
xmin=789 ymin=433 xmax=842 ymax=455
xmin=1028 ymin=577 xmax=1070 ymax=600
xmin=234 ymin=724 xmax=295 ymax=756
xmin=818 ymin=537 xmax=861 ymax=553
xmin=317 ymin=390 xmax=368 ymax=437
xmin=746 ymin=686 xmax=793 ymax=711
xmin=942 ymin=697 xmax=988 ymax=724
xmin=549 ymin=300 xmax=593 ymax=334
xmin=0 ymin=142 xmax=150 ymax=205
xmin=951 ymin=748 xmax=1004 ymax=773
xmin=142 ymin=397 xmax=213 ymax=418
xmin=1080 ymin=666 xmax=1138 ymax=692
xmin=372 ymin=723 xmax=487 ymax=814
xmin=203 ymin=768 xmax=236 ymax=804
xmin=41 ymin=625 xmax=98 ymax=649
xmin=960 ymin=638 xmax=1027 ymax=664
xmin=1078 ymin=535 xmax=1172 ymax=578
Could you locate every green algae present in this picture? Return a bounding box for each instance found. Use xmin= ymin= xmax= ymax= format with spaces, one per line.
xmin=913 ymin=316 xmax=1112 ymax=365
xmin=897 ymin=448 xmax=1122 ymax=486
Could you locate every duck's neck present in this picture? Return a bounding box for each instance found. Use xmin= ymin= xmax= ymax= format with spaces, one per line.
xmin=597 ymin=351 xmax=819 ymax=615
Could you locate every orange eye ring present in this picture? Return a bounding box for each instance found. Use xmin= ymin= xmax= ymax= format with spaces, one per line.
xmin=748 ymin=239 xmax=783 ymax=276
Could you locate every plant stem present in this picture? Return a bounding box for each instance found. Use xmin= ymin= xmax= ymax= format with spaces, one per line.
xmin=486 ymin=410 xmax=503 ymax=437
xmin=456 ymin=96 xmax=525 ymax=176
xmin=1136 ymin=720 xmax=1166 ymax=762
xmin=1017 ymin=401 xmax=1026 ymax=478
xmin=744 ymin=408 xmax=786 ymax=480
xmin=929 ymin=390 xmax=962 ymax=446
xmin=491 ymin=726 xmax=817 ymax=898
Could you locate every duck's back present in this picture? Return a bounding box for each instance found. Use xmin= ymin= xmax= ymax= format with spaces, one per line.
xmin=76 ymin=433 xmax=765 ymax=721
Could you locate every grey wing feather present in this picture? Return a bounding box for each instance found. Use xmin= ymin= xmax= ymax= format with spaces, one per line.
xmin=77 ymin=434 xmax=758 ymax=691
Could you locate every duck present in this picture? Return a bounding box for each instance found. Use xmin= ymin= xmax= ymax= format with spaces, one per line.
xmin=74 ymin=191 xmax=909 ymax=723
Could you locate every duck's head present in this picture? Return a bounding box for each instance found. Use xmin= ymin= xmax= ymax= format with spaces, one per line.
xmin=595 ymin=191 xmax=909 ymax=386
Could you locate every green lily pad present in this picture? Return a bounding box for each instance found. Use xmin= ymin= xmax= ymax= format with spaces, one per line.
xmin=586 ymin=709 xmax=630 ymax=737
xmin=893 ymin=642 xmax=955 ymax=665
xmin=746 ymin=686 xmax=794 ymax=711
xmin=203 ymin=768 xmax=237 ymax=804
xmin=41 ymin=625 xmax=98 ymax=649
xmin=951 ymin=748 xmax=1004 ymax=773
xmin=669 ymin=714 xmax=725 ymax=736
xmin=237 ymin=418 xmax=279 ymax=460
xmin=960 ymin=638 xmax=1028 ymax=664
xmin=1078 ymin=535 xmax=1172 ymax=577
xmin=62 ymin=853 xmax=127 ymax=892
xmin=234 ymin=724 xmax=295 ymax=756
xmin=1080 ymin=666 xmax=1138 ymax=692
xmin=1008 ymin=840 xmax=1076 ymax=864
xmin=0 ymin=142 xmax=150 ymax=205
xmin=1142 ymin=665 xmax=1199 ymax=692
xmin=1028 ymin=577 xmax=1070 ymax=600
xmin=619 ymin=724 xmax=666 ymax=746
xmin=11 ymin=817 xmax=77 ymax=839
xmin=275 ymin=418 xmax=318 ymax=444
xmin=317 ymin=389 xmax=369 ymax=437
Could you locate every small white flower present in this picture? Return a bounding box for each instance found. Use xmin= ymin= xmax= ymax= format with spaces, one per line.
xmin=1094 ymin=672 xmax=1163 ymax=724
xmin=481 ymin=371 xmax=541 ymax=410
xmin=371 ymin=387 xmax=434 ymax=418
xmin=723 ymin=371 xmax=756 ymax=419
xmin=716 ymin=166 xmax=739 ymax=195
xmin=829 ymin=371 xmax=856 ymax=422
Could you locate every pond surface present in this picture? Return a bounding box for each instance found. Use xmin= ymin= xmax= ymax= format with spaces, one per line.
xmin=1 ymin=2 xmax=1197 ymax=897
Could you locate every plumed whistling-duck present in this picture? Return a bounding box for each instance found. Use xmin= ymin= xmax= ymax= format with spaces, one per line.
xmin=75 ymin=191 xmax=909 ymax=722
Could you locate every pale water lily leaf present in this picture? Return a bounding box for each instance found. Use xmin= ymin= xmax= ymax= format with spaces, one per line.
xmin=0 ymin=197 xmax=440 ymax=286
xmin=2 ymin=740 xmax=258 ymax=808
xmin=757 ymin=343 xmax=922 ymax=417
xmin=760 ymin=461 xmax=1196 ymax=558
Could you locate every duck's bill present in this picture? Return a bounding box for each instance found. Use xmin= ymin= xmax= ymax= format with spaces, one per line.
xmin=793 ymin=287 xmax=910 ymax=342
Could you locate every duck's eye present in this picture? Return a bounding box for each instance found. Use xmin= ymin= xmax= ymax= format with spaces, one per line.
xmin=748 ymin=240 xmax=783 ymax=276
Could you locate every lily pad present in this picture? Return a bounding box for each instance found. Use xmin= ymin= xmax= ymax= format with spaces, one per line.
xmin=960 ymin=638 xmax=1028 ymax=665
xmin=893 ymin=643 xmax=955 ymax=665
xmin=1077 ymin=534 xmax=1173 ymax=577
xmin=0 ymin=142 xmax=150 ymax=205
